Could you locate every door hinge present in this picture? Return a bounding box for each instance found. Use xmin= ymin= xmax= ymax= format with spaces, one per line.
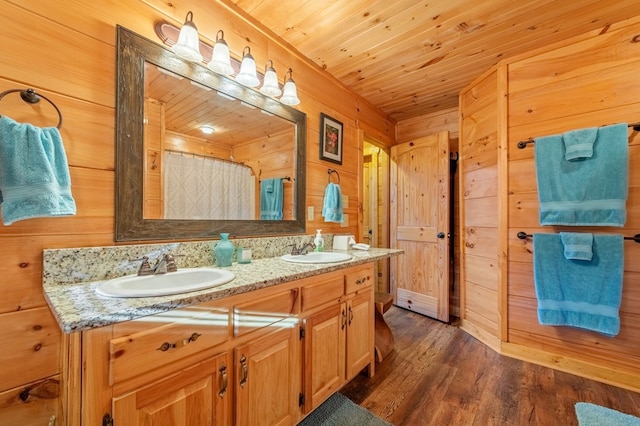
xmin=102 ymin=414 xmax=114 ymax=426
xmin=299 ymin=326 xmax=305 ymax=340
xmin=299 ymin=392 xmax=305 ymax=407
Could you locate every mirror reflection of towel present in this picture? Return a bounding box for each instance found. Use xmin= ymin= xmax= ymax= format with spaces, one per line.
xmin=260 ymin=178 xmax=283 ymax=220
xmin=322 ymin=182 xmax=343 ymax=223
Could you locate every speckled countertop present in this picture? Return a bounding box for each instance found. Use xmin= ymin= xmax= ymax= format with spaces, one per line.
xmin=43 ymin=241 xmax=402 ymax=334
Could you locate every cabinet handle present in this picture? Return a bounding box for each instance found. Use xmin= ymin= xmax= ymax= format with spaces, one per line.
xmin=341 ymin=309 xmax=347 ymax=330
xmin=348 ymin=306 xmax=354 ymax=325
xmin=239 ymin=355 xmax=248 ymax=388
xmin=156 ymin=332 xmax=202 ymax=351
xmin=355 ymin=276 xmax=369 ymax=285
xmin=218 ymin=364 xmax=228 ymax=398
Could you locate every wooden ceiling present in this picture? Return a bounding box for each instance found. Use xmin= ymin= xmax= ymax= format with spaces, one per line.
xmin=232 ymin=0 xmax=640 ymax=122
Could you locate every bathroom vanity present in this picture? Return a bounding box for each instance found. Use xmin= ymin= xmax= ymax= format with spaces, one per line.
xmin=43 ymin=245 xmax=401 ymax=425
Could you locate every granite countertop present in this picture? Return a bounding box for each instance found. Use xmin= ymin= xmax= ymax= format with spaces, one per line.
xmin=43 ymin=248 xmax=402 ymax=333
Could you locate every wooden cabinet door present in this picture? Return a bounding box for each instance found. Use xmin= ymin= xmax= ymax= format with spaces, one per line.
xmin=112 ymin=352 xmax=231 ymax=426
xmin=303 ymin=303 xmax=346 ymax=412
xmin=234 ymin=326 xmax=299 ymax=426
xmin=345 ymin=291 xmax=374 ymax=380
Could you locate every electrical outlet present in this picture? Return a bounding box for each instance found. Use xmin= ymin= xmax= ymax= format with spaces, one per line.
xmin=308 ymin=206 xmax=314 ymax=220
xmin=342 ymin=195 xmax=349 ymax=208
xmin=340 ymin=214 xmax=348 ymax=227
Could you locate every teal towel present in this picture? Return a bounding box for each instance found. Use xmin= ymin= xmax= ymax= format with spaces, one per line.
xmin=0 ymin=116 xmax=76 ymax=225
xmin=560 ymin=232 xmax=593 ymax=261
xmin=563 ymin=127 xmax=597 ymax=161
xmin=260 ymin=177 xmax=283 ymax=220
xmin=535 ymin=123 xmax=628 ymax=226
xmin=533 ymin=233 xmax=624 ymax=337
xmin=322 ymin=182 xmax=343 ymax=223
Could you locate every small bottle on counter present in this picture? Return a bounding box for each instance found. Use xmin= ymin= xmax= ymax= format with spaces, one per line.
xmin=237 ymin=246 xmax=252 ymax=264
xmin=314 ymin=230 xmax=324 ymax=252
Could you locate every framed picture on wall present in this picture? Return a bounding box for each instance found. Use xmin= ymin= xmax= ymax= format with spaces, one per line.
xmin=319 ymin=113 xmax=343 ymax=165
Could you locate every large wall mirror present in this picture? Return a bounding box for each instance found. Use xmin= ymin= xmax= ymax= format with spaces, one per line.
xmin=115 ymin=26 xmax=306 ymax=241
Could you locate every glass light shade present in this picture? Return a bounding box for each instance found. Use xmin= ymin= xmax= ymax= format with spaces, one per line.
xmin=260 ymin=61 xmax=282 ymax=97
xmin=172 ymin=12 xmax=203 ymax=63
xmin=235 ymin=46 xmax=260 ymax=87
xmin=280 ymin=69 xmax=300 ymax=105
xmin=208 ymin=30 xmax=234 ymax=75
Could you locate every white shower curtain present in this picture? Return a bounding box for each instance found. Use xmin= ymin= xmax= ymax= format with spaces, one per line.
xmin=164 ymin=152 xmax=255 ymax=220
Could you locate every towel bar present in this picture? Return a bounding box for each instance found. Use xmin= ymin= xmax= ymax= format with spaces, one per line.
xmin=516 ymin=122 xmax=640 ymax=149
xmin=0 ymin=88 xmax=63 ymax=129
xmin=517 ymin=231 xmax=640 ymax=243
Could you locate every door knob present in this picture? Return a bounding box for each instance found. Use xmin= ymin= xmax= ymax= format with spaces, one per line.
xmin=437 ymin=232 xmax=446 ymax=239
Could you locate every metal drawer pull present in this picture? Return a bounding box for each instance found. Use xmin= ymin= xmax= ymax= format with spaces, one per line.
xmin=355 ymin=276 xmax=369 ymax=285
xmin=348 ymin=306 xmax=354 ymax=325
xmin=341 ymin=309 xmax=347 ymax=330
xmin=239 ymin=355 xmax=248 ymax=388
xmin=156 ymin=332 xmax=202 ymax=351
xmin=218 ymin=364 xmax=228 ymax=397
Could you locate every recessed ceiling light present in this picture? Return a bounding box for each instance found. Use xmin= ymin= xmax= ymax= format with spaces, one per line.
xmin=200 ymin=126 xmax=214 ymax=135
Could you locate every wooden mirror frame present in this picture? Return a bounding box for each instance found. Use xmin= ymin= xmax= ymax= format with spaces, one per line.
xmin=115 ymin=26 xmax=307 ymax=241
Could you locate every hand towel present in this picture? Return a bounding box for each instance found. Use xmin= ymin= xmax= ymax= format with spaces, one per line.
xmin=322 ymin=182 xmax=343 ymax=223
xmin=0 ymin=116 xmax=76 ymax=225
xmin=560 ymin=232 xmax=593 ymax=261
xmin=533 ymin=233 xmax=624 ymax=337
xmin=534 ymin=123 xmax=628 ymax=227
xmin=260 ymin=177 xmax=283 ymax=220
xmin=563 ymin=127 xmax=597 ymax=161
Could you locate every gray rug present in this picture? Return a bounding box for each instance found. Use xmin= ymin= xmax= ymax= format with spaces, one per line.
xmin=575 ymin=402 xmax=640 ymax=426
xmin=298 ymin=393 xmax=393 ymax=426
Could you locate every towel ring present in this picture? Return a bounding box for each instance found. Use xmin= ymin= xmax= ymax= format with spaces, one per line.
xmin=328 ymin=169 xmax=340 ymax=184
xmin=0 ymin=88 xmax=63 ymax=129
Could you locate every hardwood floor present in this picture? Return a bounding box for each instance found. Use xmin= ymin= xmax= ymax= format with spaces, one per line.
xmin=341 ymin=306 xmax=640 ymax=425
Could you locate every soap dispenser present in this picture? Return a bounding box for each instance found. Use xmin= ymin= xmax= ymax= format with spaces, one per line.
xmin=314 ymin=230 xmax=324 ymax=252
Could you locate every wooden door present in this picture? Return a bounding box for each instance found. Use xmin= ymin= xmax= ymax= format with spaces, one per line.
xmin=234 ymin=327 xmax=299 ymax=426
xmin=345 ymin=291 xmax=374 ymax=380
xmin=303 ymin=303 xmax=346 ymax=413
xmin=112 ymin=353 xmax=231 ymax=426
xmin=390 ymin=132 xmax=450 ymax=322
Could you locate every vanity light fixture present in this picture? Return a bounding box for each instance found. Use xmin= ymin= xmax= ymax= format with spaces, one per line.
xmin=172 ymin=11 xmax=203 ymax=63
xmin=208 ymin=30 xmax=234 ymax=75
xmin=155 ymin=20 xmax=301 ymax=105
xmin=280 ymin=68 xmax=300 ymax=106
xmin=236 ymin=46 xmax=260 ymax=87
xmin=260 ymin=60 xmax=282 ymax=97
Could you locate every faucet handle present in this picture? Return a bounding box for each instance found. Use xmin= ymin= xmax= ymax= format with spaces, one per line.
xmin=130 ymin=256 xmax=153 ymax=275
xmin=163 ymin=253 xmax=184 ymax=272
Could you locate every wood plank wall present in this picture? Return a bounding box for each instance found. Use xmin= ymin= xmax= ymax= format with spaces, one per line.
xmin=458 ymin=68 xmax=503 ymax=349
xmin=460 ymin=15 xmax=640 ymax=390
xmin=504 ymin=15 xmax=640 ymax=389
xmin=0 ymin=0 xmax=393 ymax=422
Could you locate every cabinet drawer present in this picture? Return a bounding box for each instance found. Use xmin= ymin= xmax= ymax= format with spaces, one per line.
xmin=301 ymin=275 xmax=344 ymax=311
xmin=109 ymin=306 xmax=230 ymax=385
xmin=344 ymin=265 xmax=374 ymax=294
xmin=234 ymin=289 xmax=299 ymax=337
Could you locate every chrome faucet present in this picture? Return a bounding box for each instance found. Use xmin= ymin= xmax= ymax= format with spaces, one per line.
xmin=132 ymin=254 xmax=179 ymax=275
xmin=290 ymin=242 xmax=316 ymax=255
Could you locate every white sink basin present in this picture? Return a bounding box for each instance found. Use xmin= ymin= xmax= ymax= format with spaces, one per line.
xmin=96 ymin=267 xmax=235 ymax=298
xmin=281 ymin=252 xmax=353 ymax=264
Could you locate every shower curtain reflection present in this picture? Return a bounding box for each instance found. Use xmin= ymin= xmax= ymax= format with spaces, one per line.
xmin=164 ymin=152 xmax=256 ymax=220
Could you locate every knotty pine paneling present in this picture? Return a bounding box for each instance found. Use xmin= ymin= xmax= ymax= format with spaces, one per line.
xmin=459 ymin=66 xmax=503 ymax=343
xmin=396 ymin=107 xmax=459 ymax=142
xmin=0 ymin=0 xmax=393 ymax=421
xmin=504 ymin=16 xmax=640 ymax=385
xmin=0 ymin=308 xmax=61 ymax=391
